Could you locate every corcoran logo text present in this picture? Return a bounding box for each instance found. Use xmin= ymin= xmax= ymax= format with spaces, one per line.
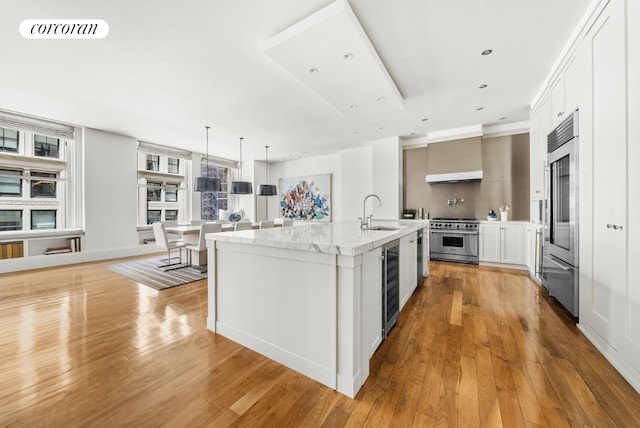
xmin=20 ymin=19 xmax=109 ymax=39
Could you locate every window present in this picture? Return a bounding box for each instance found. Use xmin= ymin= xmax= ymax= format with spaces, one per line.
xmin=0 ymin=113 xmax=75 ymax=234
xmin=168 ymin=157 xmax=179 ymax=174
xmin=31 ymin=210 xmax=56 ymax=230
xmin=33 ymin=135 xmax=60 ymax=158
xmin=146 ymin=181 xmax=161 ymax=202
xmin=0 ymin=127 xmax=19 ymax=153
xmin=146 ymin=154 xmax=159 ymax=171
xmin=0 ymin=169 xmax=22 ymax=197
xmin=201 ymin=164 xmax=229 ymax=220
xmin=165 ymin=210 xmax=178 ymax=221
xmin=147 ymin=210 xmax=161 ymax=224
xmin=165 ymin=184 xmax=178 ymax=202
xmin=137 ymin=143 xmax=189 ymax=226
xmin=0 ymin=210 xmax=22 ymax=231
xmin=30 ymin=172 xmax=57 ymax=198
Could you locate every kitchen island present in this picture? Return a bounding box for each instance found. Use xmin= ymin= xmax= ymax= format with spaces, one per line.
xmin=205 ymin=220 xmax=427 ymax=398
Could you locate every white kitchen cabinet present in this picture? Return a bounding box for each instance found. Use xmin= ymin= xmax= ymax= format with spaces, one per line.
xmin=550 ymin=44 xmax=586 ymax=128
xmin=479 ymin=223 xmax=500 ymax=263
xmin=625 ymin=0 xmax=640 ymax=378
xmin=500 ymin=223 xmax=525 ymax=265
xmin=581 ymin=0 xmax=627 ymax=352
xmin=479 ymin=222 xmax=526 ymax=267
xmin=422 ymin=226 xmax=429 ymax=278
xmin=362 ymin=247 xmax=382 ymax=359
xmin=529 ymin=108 xmax=544 ymax=202
xmin=399 ymin=232 xmax=417 ymax=310
xmin=525 ymin=223 xmax=543 ymax=280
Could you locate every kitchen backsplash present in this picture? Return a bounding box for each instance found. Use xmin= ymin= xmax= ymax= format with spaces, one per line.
xmin=403 ymin=133 xmax=530 ymax=220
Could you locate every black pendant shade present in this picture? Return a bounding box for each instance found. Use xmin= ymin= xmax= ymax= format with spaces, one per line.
xmin=258 ymin=184 xmax=277 ymax=196
xmin=194 ymin=176 xmax=221 ymax=192
xmin=230 ymin=181 xmax=253 ymax=194
xmin=195 ymin=126 xmax=222 ymax=192
xmin=257 ymin=145 xmax=277 ymax=197
xmin=230 ymin=137 xmax=253 ymax=195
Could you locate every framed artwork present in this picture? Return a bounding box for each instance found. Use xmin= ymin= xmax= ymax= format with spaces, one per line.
xmin=279 ymin=174 xmax=331 ymax=221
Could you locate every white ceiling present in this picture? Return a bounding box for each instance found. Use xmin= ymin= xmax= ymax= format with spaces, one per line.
xmin=2 ymin=0 xmax=591 ymax=162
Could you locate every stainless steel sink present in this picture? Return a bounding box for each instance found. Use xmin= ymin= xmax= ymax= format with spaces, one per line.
xmin=360 ymin=226 xmax=400 ymax=231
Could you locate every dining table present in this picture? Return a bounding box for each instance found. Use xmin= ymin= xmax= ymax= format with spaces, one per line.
xmin=165 ymin=223 xmax=282 ymax=265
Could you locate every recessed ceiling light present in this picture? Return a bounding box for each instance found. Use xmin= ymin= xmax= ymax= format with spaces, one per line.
xmin=308 ymin=67 xmax=318 ymax=74
xmin=476 ymin=107 xmax=484 ymax=111
xmin=343 ymin=52 xmax=354 ymax=60
xmin=481 ymin=49 xmax=493 ymax=56
xmin=349 ymin=104 xmax=358 ymax=109
xmin=377 ymin=96 xmax=385 ymax=102
xmin=499 ymin=116 xmax=507 ymax=120
xmin=421 ymin=118 xmax=428 ymax=122
xmin=410 ymin=132 xmax=416 ymax=136
xmin=379 ymin=127 xmax=384 ymax=130
xmin=479 ymin=84 xmax=488 ymax=89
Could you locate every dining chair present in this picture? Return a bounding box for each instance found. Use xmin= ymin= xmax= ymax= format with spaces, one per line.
xmin=152 ymin=223 xmax=186 ymax=270
xmin=214 ymin=219 xmax=229 ymax=224
xmin=283 ymin=218 xmax=294 ymax=227
xmin=259 ymin=220 xmax=274 ymax=229
xmin=162 ymin=220 xmax=180 ymax=239
xmin=190 ymin=220 xmax=206 ymax=225
xmin=185 ymin=222 xmax=222 ymax=272
xmin=234 ymin=221 xmax=252 ymax=231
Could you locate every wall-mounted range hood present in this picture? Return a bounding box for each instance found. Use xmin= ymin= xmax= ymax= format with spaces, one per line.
xmin=425 ymin=137 xmax=483 ymax=184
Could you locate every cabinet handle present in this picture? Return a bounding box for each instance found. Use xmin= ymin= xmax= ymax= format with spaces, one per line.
xmin=557 ymin=111 xmax=564 ymax=117
xmin=409 ymin=240 xmax=414 ymax=243
xmin=607 ymin=224 xmax=624 ymax=230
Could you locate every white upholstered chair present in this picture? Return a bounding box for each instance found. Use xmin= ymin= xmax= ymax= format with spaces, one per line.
xmin=234 ymin=221 xmax=252 ymax=231
xmin=185 ymin=222 xmax=222 ymax=272
xmin=282 ymin=218 xmax=294 ymax=227
xmin=153 ymin=222 xmax=186 ymax=270
xmin=190 ymin=220 xmax=206 ymax=225
xmin=259 ymin=220 xmax=274 ymax=229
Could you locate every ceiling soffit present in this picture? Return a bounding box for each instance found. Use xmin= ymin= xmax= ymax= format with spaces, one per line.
xmin=264 ymin=0 xmax=404 ymax=119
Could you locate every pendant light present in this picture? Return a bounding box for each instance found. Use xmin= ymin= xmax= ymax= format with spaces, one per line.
xmin=230 ymin=137 xmax=253 ymax=194
xmin=258 ymin=145 xmax=277 ymax=196
xmin=194 ymin=126 xmax=221 ymax=192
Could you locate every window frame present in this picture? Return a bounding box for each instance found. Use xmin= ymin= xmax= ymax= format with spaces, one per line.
xmin=0 ymin=209 xmax=23 ymax=231
xmin=33 ymin=135 xmax=60 ymax=158
xmin=0 ymin=169 xmax=23 ymax=197
xmin=146 ymin=154 xmax=160 ymax=171
xmin=0 ymin=127 xmax=19 ymax=153
xmin=168 ymin=157 xmax=179 ymax=174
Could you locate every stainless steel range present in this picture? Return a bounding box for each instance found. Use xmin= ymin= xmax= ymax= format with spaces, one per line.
xmin=429 ymin=218 xmax=479 ymax=264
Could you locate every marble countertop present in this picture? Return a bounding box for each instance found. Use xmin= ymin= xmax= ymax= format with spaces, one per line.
xmin=205 ymin=220 xmax=429 ymax=256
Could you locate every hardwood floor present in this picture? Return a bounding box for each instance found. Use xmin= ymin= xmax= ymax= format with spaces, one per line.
xmin=1 ymin=257 xmax=639 ymax=427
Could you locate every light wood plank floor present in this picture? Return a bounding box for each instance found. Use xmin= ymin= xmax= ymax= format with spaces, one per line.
xmin=1 ymin=256 xmax=639 ymax=427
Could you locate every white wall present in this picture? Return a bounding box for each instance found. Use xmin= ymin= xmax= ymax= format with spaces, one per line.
xmin=268 ymin=137 xmax=401 ymax=222
xmin=83 ymin=128 xmax=140 ymax=252
xmin=269 ymin=152 xmax=342 ymax=220
xmin=372 ymin=137 xmax=401 ymax=219
xmin=340 ymin=146 xmax=372 ymax=222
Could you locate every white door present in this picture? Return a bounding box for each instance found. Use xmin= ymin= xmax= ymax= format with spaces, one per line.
xmin=622 ymin=0 xmax=640 ymax=374
xmin=585 ymin=0 xmax=627 ymax=349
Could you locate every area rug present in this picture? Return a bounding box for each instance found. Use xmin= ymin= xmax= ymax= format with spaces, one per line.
xmin=106 ymin=258 xmax=207 ymax=290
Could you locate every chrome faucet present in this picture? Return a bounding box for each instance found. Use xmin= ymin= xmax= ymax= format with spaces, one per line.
xmin=360 ymin=194 xmax=382 ymax=228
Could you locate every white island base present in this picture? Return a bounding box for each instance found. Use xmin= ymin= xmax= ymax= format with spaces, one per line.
xmin=206 ymin=221 xmax=424 ymax=398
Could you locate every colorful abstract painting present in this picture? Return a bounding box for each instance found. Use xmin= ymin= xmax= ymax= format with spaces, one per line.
xmin=279 ymin=174 xmax=331 ymax=221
